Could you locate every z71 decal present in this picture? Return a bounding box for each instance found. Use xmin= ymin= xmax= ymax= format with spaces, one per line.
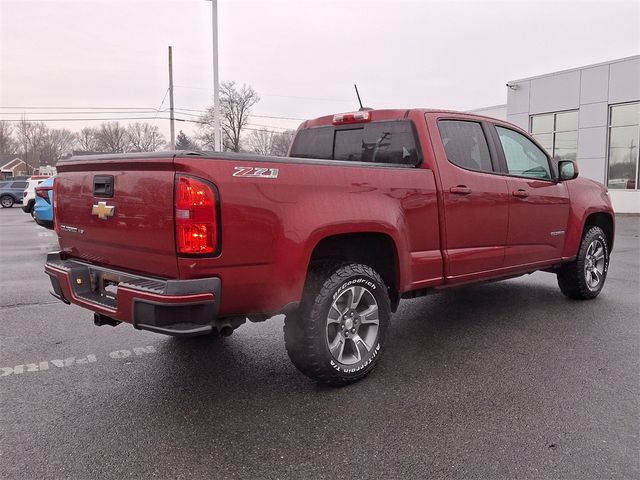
xmin=233 ymin=166 xmax=279 ymax=179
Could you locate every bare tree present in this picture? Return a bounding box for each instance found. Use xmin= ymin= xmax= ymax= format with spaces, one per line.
xmin=95 ymin=121 xmax=128 ymax=153
xmin=0 ymin=122 xmax=18 ymax=157
xmin=271 ymin=130 xmax=295 ymax=157
xmin=127 ymin=122 xmax=166 ymax=152
xmin=16 ymin=118 xmax=48 ymax=170
xmin=77 ymin=127 xmax=100 ymax=152
xmin=200 ymin=81 xmax=260 ymax=152
xmin=40 ymin=129 xmax=77 ymax=165
xmin=246 ymin=128 xmax=295 ymax=157
xmin=246 ymin=128 xmax=275 ymax=156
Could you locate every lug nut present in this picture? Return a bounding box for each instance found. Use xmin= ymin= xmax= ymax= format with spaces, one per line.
xmin=351 ymin=328 xmax=356 ymax=333
xmin=345 ymin=331 xmax=349 ymax=337
xmin=341 ymin=324 xmax=345 ymax=329
xmin=354 ymin=319 xmax=358 ymax=324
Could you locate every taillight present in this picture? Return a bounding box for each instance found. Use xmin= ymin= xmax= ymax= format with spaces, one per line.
xmin=175 ymin=175 xmax=218 ymax=255
xmin=36 ymin=186 xmax=52 ymax=203
xmin=53 ymin=177 xmax=59 ymax=233
xmin=332 ymin=110 xmax=371 ymax=125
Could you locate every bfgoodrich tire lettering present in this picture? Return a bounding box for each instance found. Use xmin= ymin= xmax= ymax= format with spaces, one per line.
xmin=557 ymin=226 xmax=610 ymax=300
xmin=284 ymin=263 xmax=391 ymax=386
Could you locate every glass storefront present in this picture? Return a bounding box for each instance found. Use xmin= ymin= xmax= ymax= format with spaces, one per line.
xmin=607 ymin=102 xmax=639 ymax=190
xmin=530 ymin=111 xmax=579 ymax=162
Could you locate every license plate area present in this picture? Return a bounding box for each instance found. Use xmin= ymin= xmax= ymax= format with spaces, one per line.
xmin=68 ymin=267 xmax=130 ymax=310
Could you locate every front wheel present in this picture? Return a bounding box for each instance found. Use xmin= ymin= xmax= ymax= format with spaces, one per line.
xmin=0 ymin=195 xmax=14 ymax=208
xmin=284 ymin=263 xmax=391 ymax=386
xmin=557 ymin=226 xmax=610 ymax=299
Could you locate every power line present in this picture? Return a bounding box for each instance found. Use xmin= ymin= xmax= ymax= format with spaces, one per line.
xmin=0 ymin=117 xmax=169 ymax=122
xmin=0 ymin=110 xmax=165 ymax=115
xmin=0 ymin=106 xmax=159 ymax=110
xmin=0 ymin=106 xmax=306 ymax=122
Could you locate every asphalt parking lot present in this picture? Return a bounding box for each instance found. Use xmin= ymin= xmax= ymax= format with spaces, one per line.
xmin=0 ymin=206 xmax=638 ymax=479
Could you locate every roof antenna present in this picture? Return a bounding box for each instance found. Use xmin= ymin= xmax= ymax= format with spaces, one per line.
xmin=354 ymin=84 xmax=363 ymax=110
xmin=354 ymin=83 xmax=373 ymax=111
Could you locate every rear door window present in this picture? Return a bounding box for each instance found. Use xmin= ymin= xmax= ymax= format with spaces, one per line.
xmin=290 ymin=120 xmax=420 ymax=166
xmin=437 ymin=120 xmax=494 ymax=172
xmin=12 ymin=181 xmax=27 ymax=189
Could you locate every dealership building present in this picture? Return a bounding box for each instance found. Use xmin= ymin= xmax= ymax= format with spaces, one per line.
xmin=470 ymin=55 xmax=640 ymax=213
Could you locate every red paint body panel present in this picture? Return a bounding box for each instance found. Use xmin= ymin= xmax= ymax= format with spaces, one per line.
xmin=173 ymin=156 xmax=441 ymax=314
xmin=503 ymin=177 xmax=570 ymax=266
xmin=55 ymin=159 xmax=178 ymax=278
xmin=51 ymin=108 xmax=614 ymax=322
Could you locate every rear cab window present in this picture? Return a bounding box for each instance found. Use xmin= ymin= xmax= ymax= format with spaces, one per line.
xmin=290 ymin=120 xmax=421 ymax=166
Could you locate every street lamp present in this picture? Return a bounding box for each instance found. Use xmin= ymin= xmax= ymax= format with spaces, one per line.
xmin=206 ymin=0 xmax=222 ymax=152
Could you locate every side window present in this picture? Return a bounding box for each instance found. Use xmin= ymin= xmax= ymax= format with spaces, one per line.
xmin=496 ymin=127 xmax=552 ymax=180
xmin=12 ymin=181 xmax=28 ymax=189
xmin=437 ymin=120 xmax=493 ymax=172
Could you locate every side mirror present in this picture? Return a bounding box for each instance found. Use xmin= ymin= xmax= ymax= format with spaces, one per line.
xmin=558 ymin=160 xmax=579 ymax=181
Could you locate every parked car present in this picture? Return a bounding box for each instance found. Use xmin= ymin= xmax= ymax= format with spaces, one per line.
xmin=22 ymin=176 xmax=49 ymax=216
xmin=34 ymin=177 xmax=54 ymax=229
xmin=45 ymin=108 xmax=614 ymax=386
xmin=0 ymin=179 xmax=28 ymax=208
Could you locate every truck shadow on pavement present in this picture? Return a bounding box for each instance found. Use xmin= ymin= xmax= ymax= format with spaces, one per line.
xmin=146 ymin=276 xmax=595 ymax=395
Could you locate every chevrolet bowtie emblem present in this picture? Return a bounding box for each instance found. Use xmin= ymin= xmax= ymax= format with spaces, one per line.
xmin=92 ymin=201 xmax=115 ymax=220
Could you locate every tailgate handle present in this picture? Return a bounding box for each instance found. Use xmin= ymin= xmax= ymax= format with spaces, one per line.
xmin=93 ymin=175 xmax=114 ymax=198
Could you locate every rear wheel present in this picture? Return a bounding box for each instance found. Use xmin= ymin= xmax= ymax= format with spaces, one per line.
xmin=0 ymin=195 xmax=14 ymax=208
xmin=557 ymin=226 xmax=609 ymax=299
xmin=284 ymin=263 xmax=390 ymax=386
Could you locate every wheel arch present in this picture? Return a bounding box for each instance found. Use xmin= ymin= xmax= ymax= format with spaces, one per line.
xmin=305 ymin=231 xmax=402 ymax=311
xmin=584 ymin=211 xmax=614 ymax=252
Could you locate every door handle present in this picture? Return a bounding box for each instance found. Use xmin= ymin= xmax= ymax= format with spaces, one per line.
xmin=450 ymin=185 xmax=472 ymax=195
xmin=512 ymin=189 xmax=529 ymax=198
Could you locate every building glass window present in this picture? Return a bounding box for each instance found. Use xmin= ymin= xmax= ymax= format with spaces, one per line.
xmin=607 ymin=102 xmax=640 ymax=190
xmin=530 ymin=110 xmax=578 ymax=162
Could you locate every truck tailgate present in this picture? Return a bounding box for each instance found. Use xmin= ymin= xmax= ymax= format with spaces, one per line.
xmin=55 ymin=157 xmax=178 ymax=278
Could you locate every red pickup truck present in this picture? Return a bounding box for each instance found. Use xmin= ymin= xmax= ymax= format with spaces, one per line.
xmin=45 ymin=108 xmax=614 ymax=385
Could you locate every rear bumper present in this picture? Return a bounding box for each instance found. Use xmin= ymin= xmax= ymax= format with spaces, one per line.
xmin=45 ymin=252 xmax=220 ymax=336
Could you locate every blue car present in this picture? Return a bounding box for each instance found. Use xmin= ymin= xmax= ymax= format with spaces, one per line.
xmin=34 ymin=177 xmax=54 ymax=229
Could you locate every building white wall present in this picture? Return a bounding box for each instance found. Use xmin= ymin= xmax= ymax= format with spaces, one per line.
xmin=506 ymin=56 xmax=640 ymax=213
xmin=466 ymin=104 xmax=507 ymax=121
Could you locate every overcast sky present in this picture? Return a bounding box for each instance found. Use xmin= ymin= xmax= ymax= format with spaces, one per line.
xmin=1 ymin=0 xmax=638 ymax=140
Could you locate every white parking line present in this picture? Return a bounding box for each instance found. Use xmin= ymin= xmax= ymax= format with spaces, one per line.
xmin=1 ymin=345 xmax=157 ymax=378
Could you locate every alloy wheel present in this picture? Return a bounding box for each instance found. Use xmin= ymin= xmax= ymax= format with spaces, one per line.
xmin=326 ymin=285 xmax=380 ymax=365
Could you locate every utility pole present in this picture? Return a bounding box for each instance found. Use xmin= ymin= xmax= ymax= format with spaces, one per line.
xmin=210 ymin=0 xmax=222 ymax=151
xmin=168 ymin=46 xmax=176 ymax=150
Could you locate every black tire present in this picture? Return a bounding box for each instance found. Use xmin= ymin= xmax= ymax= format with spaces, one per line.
xmin=557 ymin=226 xmax=609 ymax=300
xmin=284 ymin=263 xmax=391 ymax=386
xmin=0 ymin=195 xmax=14 ymax=208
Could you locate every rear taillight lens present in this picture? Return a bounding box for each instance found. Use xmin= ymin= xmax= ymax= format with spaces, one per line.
xmin=175 ymin=175 xmax=218 ymax=255
xmin=53 ymin=177 xmax=59 ymax=233
xmin=36 ymin=186 xmax=52 ymax=203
